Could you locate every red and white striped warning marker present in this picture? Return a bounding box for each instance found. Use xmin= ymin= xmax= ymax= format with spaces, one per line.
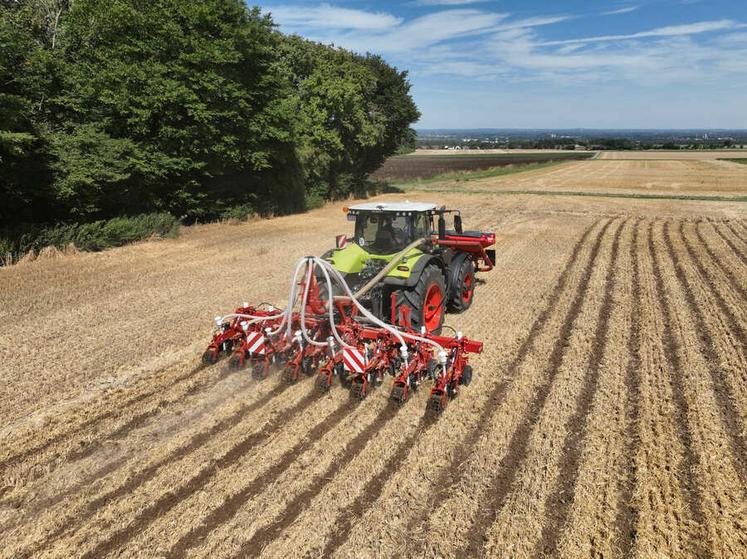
xmin=342 ymin=347 xmax=366 ymax=373
xmin=245 ymin=331 xmax=266 ymax=355
xmin=335 ymin=234 xmax=347 ymax=249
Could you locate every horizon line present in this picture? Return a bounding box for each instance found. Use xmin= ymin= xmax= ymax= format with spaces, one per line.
xmin=415 ymin=127 xmax=747 ymax=132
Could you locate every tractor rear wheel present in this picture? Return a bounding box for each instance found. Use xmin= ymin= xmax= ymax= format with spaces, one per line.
xmin=448 ymin=260 xmax=475 ymax=313
xmin=392 ymin=264 xmax=446 ymax=334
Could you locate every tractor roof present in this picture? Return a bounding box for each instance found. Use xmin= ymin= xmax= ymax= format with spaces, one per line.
xmin=348 ymin=201 xmax=437 ymax=213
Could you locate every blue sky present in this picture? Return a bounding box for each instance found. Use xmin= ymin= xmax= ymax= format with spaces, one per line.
xmin=255 ymin=1 xmax=747 ymax=129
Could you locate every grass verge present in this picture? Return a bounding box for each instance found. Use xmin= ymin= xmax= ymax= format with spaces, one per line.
xmin=1 ymin=213 xmax=180 ymax=266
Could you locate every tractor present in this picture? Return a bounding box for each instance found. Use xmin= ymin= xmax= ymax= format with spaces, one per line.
xmin=322 ymin=202 xmax=495 ymax=335
xmin=202 ymin=201 xmax=495 ymax=412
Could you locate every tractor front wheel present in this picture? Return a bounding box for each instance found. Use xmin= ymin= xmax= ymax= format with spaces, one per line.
xmin=392 ymin=264 xmax=446 ymax=334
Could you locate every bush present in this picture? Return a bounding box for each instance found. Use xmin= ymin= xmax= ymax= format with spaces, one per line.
xmin=0 ymin=213 xmax=179 ymax=265
xmin=219 ymin=205 xmax=255 ymax=222
xmin=304 ymin=192 xmax=326 ymax=210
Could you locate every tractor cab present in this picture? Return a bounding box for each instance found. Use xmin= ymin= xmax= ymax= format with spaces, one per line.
xmin=324 ymin=201 xmax=495 ymax=335
xmin=348 ymin=202 xmax=435 ymax=255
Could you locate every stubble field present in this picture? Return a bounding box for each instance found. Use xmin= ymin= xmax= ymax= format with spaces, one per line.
xmin=0 ymin=156 xmax=745 ymax=558
xmin=406 ymin=154 xmax=747 ymax=198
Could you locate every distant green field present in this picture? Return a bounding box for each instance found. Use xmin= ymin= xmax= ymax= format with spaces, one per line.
xmin=395 ymin=161 xmax=562 ymax=187
xmin=720 ymin=158 xmax=747 ymax=165
xmin=370 ymin=151 xmax=593 ymax=181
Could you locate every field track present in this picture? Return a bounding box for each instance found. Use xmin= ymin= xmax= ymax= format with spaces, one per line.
xmin=1 ymin=158 xmax=745 ymax=557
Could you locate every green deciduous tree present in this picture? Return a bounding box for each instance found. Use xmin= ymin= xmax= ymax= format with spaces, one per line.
xmin=1 ymin=0 xmax=419 ymax=241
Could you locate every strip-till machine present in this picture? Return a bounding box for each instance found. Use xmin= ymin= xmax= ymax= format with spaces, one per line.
xmin=203 ymin=203 xmax=495 ymax=412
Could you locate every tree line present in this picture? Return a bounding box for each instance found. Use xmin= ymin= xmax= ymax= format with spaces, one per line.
xmin=0 ymin=0 xmax=419 ymax=240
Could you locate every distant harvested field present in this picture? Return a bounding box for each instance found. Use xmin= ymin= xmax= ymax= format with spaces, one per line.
xmin=370 ymin=151 xmax=594 ymax=181
xmin=409 ymin=157 xmax=747 ymax=198
xmin=414 ymin=148 xmax=583 ymax=155
xmin=597 ymin=150 xmax=747 ymax=160
xmin=1 ymin=163 xmax=746 ymax=557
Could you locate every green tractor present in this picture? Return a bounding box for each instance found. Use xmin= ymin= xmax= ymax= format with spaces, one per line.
xmin=322 ymin=202 xmax=496 ymax=334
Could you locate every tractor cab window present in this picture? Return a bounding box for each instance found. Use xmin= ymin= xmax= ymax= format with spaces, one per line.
xmin=354 ymin=213 xmax=411 ymax=254
xmin=412 ymin=213 xmax=430 ymax=239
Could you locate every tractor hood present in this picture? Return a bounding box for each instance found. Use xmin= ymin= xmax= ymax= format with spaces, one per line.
xmin=325 ymin=242 xmax=425 ymax=280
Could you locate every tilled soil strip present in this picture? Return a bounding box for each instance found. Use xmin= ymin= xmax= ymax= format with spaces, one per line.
xmin=646 ymin=221 xmax=709 ymax=557
xmin=182 ymin=388 xmax=399 ymax=557
xmin=709 ymin=220 xmax=747 ymax=266
xmin=663 ymin=222 xmax=747 ymax=486
xmin=0 ymin=360 xmax=228 ymax=482
xmin=632 ymin=219 xmax=701 ymax=556
xmin=400 ymin=219 xmax=602 ymax=551
xmin=548 ymin=218 xmax=635 ymax=558
xmin=1 ymin=368 xmax=261 ymax=535
xmin=457 ymin=219 xmax=612 ymax=558
xmin=653 ymin=220 xmax=747 ymax=555
xmin=536 ymin=218 xmax=625 ymax=557
xmin=76 ymin=387 xmax=326 ymax=559
xmin=615 ymin=218 xmax=643 ymax=558
xmin=724 ymin=220 xmax=747 ymax=244
xmin=238 ymin=407 xmax=435 ymax=559
xmin=692 ymin=221 xmax=746 ymax=300
xmin=16 ymin=378 xmax=298 ymax=558
xmin=318 ymin=412 xmax=438 ymax=558
xmin=676 ymin=223 xmax=746 ymax=344
xmin=165 ymin=397 xmax=370 ymax=558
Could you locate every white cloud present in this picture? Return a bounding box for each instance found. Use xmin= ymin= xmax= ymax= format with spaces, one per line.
xmin=287 ymin=9 xmax=510 ymax=54
xmin=495 ymin=15 xmax=573 ymax=32
xmin=602 ymin=6 xmax=639 ymax=16
xmin=262 ymin=3 xmax=747 ymax=98
xmin=480 ymin=24 xmax=747 ymax=89
xmin=265 ymin=3 xmax=402 ymax=31
xmin=541 ymin=19 xmax=745 ymax=46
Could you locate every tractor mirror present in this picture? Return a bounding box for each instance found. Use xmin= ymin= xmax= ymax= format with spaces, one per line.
xmin=454 ymin=214 xmax=463 ymax=234
xmin=438 ymin=214 xmax=446 ymax=239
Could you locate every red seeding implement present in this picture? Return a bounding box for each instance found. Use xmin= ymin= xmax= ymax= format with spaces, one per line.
xmin=203 ymin=203 xmax=494 ymax=413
